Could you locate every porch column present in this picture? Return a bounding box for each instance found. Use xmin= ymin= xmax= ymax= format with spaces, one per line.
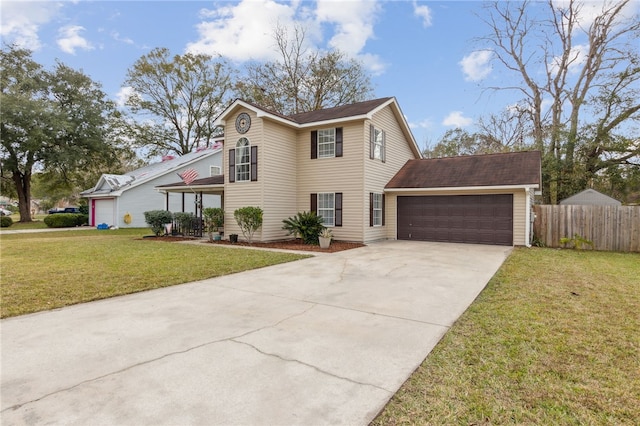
xmin=165 ymin=192 xmax=169 ymax=211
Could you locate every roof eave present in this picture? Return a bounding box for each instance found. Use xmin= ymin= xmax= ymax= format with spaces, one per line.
xmin=384 ymin=184 xmax=540 ymax=192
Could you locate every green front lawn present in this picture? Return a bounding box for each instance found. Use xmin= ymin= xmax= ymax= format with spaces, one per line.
xmin=373 ymin=247 xmax=640 ymax=425
xmin=0 ymin=228 xmax=309 ymax=318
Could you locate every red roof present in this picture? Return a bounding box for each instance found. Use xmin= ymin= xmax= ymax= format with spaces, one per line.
xmin=386 ymin=151 xmax=541 ymax=189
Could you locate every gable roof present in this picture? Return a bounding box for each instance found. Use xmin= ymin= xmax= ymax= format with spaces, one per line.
xmin=288 ymin=98 xmax=393 ymax=124
xmin=81 ymin=145 xmax=222 ymax=197
xmin=560 ymin=189 xmax=621 ymax=206
xmin=214 ymin=97 xmax=421 ymax=158
xmin=386 ymin=151 xmax=541 ymax=190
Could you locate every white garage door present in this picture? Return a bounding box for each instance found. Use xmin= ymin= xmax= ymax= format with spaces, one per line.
xmin=94 ymin=199 xmax=115 ymax=227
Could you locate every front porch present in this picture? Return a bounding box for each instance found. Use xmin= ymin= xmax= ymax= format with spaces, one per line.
xmin=155 ymin=175 xmax=225 ymax=238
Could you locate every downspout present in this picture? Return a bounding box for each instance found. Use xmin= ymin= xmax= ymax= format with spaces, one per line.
xmin=524 ymin=187 xmax=531 ymax=247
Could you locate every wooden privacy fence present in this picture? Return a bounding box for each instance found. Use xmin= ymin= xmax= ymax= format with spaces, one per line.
xmin=533 ymin=205 xmax=640 ymax=252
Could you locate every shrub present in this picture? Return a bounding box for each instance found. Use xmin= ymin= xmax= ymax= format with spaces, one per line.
xmin=234 ymin=206 xmax=263 ymax=244
xmin=282 ymin=211 xmax=325 ymax=245
xmin=0 ymin=216 xmax=13 ymax=228
xmin=44 ymin=213 xmax=86 ymax=228
xmin=143 ymin=210 xmax=174 ymax=236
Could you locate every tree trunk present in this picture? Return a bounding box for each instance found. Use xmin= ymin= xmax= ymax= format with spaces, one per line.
xmin=12 ymin=170 xmax=32 ymax=222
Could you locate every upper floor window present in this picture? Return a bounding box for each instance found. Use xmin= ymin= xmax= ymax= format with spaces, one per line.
xmin=370 ymin=125 xmax=386 ymax=162
xmin=318 ymin=129 xmax=336 ymax=158
xmin=311 ymin=128 xmax=343 ymax=159
xmin=235 ymin=138 xmax=250 ymax=182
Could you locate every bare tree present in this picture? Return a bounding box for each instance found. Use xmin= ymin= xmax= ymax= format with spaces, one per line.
xmin=237 ymin=25 xmax=374 ymax=115
xmin=124 ymin=48 xmax=233 ymax=157
xmin=480 ymin=0 xmax=639 ymax=203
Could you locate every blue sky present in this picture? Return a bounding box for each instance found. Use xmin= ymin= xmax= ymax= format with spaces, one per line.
xmin=2 ymin=0 xmax=634 ymax=152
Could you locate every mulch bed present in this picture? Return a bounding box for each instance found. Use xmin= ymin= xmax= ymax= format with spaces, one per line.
xmin=208 ymin=239 xmax=365 ymax=253
xmin=142 ymin=235 xmax=365 ymax=253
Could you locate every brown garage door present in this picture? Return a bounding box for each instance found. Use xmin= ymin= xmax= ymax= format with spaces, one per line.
xmin=397 ymin=194 xmax=513 ymax=245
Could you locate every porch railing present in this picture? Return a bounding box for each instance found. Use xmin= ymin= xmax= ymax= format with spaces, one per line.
xmin=171 ymin=217 xmax=203 ymax=238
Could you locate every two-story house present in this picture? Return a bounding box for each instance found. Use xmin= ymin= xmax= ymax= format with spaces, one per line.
xmin=157 ymin=97 xmax=541 ymax=246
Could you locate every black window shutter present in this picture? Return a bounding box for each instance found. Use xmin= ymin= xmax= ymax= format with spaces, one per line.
xmin=250 ymin=146 xmax=258 ymax=181
xmin=382 ymin=130 xmax=386 ymax=163
xmin=382 ymin=194 xmax=386 ymax=226
xmin=335 ymin=192 xmax=343 ymax=227
xmin=336 ymin=128 xmax=343 ymax=157
xmin=310 ymin=194 xmax=317 ymax=213
xmin=229 ymin=149 xmax=235 ymax=183
xmin=369 ymin=124 xmax=375 ymax=159
xmin=311 ymin=131 xmax=317 ymax=159
xmin=369 ymin=193 xmax=373 ymax=227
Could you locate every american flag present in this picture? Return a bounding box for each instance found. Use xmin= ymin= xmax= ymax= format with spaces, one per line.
xmin=179 ymin=168 xmax=199 ymax=185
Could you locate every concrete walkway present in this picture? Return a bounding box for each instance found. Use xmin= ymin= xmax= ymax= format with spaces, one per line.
xmin=1 ymin=240 xmax=510 ymax=425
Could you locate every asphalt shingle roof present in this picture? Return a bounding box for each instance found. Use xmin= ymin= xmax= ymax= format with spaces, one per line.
xmin=385 ymin=151 xmax=541 ymax=189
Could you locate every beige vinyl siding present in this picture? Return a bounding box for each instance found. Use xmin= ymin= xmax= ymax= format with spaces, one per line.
xmin=296 ymin=121 xmax=365 ymax=242
xmin=364 ymin=105 xmax=420 ymax=242
xmin=261 ymin=120 xmax=298 ymax=241
xmin=223 ymin=108 xmax=264 ymax=241
xmin=385 ymin=188 xmax=529 ymax=246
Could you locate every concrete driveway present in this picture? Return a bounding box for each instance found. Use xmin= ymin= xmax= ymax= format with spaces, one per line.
xmin=1 ymin=240 xmax=510 ymax=425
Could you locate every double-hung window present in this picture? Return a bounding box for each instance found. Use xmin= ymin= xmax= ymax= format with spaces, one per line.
xmin=317 ymin=193 xmax=335 ymax=226
xmin=311 ymin=128 xmax=343 ymax=159
xmin=318 ymin=129 xmax=336 ymax=158
xmin=311 ymin=192 xmax=342 ymax=227
xmin=370 ymin=125 xmax=385 ymax=162
xmin=372 ymin=193 xmax=383 ymax=226
xmin=235 ymin=138 xmax=250 ymax=182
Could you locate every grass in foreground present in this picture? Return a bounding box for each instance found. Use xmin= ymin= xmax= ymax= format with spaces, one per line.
xmin=0 ymin=228 xmax=308 ymax=318
xmin=373 ymin=247 xmax=640 ymax=425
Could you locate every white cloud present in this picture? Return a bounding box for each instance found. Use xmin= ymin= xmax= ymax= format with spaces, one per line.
xmin=186 ymin=0 xmax=385 ymax=73
xmin=442 ymin=111 xmax=473 ymax=127
xmin=409 ymin=117 xmax=434 ymax=131
xmin=111 ymin=31 xmax=134 ymax=45
xmin=0 ymin=0 xmax=62 ymax=50
xmin=186 ymin=0 xmax=301 ymax=62
xmin=115 ymin=86 xmax=135 ymax=107
xmin=412 ymin=1 xmax=432 ymax=27
xmin=548 ymin=43 xmax=589 ymax=76
xmin=459 ymin=50 xmax=492 ymax=82
xmin=57 ymin=25 xmax=94 ymax=55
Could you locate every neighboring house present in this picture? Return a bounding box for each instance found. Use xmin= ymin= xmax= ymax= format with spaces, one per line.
xmin=560 ymin=189 xmax=621 ymax=206
xmin=82 ymin=145 xmax=223 ymax=228
xmin=157 ymin=98 xmax=542 ymax=246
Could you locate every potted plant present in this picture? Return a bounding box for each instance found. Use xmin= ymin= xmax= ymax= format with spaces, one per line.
xmin=319 ymin=227 xmax=332 ymax=249
xmin=203 ymin=208 xmax=224 ymax=242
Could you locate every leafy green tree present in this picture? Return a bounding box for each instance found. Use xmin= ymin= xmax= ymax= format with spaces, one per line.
xmin=236 ymin=25 xmax=374 ymax=115
xmin=124 ymin=47 xmax=233 ymax=157
xmin=1 ymin=45 xmax=123 ymax=222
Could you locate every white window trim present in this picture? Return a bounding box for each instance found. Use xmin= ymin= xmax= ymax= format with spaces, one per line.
xmin=210 ymin=165 xmax=221 ymax=176
xmin=372 ymin=127 xmax=384 ymax=161
xmin=318 ymin=192 xmax=335 ymax=227
xmin=235 ymin=138 xmax=250 ymax=182
xmin=318 ymin=128 xmax=336 ymax=159
xmin=373 ymin=192 xmax=383 ymax=226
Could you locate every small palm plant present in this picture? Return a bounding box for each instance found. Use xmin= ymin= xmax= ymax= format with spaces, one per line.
xmin=282 ymin=211 xmax=325 ymax=245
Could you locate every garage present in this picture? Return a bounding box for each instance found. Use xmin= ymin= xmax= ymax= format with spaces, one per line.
xmin=92 ymin=198 xmax=115 ymax=227
xmin=397 ymin=194 xmax=513 ymax=245
xmin=385 ymin=151 xmax=542 ymax=247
